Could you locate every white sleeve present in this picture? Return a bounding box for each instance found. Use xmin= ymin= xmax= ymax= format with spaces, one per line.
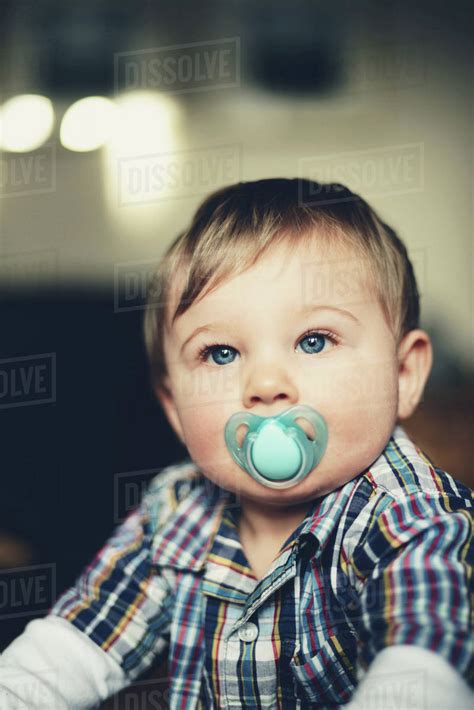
xmin=344 ymin=644 xmax=474 ymax=710
xmin=0 ymin=615 xmax=129 ymax=709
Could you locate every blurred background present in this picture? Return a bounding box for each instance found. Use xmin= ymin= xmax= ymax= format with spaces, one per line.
xmin=0 ymin=0 xmax=472 ymax=705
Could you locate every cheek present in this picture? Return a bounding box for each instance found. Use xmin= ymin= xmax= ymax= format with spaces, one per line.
xmin=303 ymin=357 xmax=398 ymax=420
xmin=177 ymin=402 xmax=231 ymax=472
xmin=322 ymin=360 xmax=398 ymax=462
xmin=173 ymin=364 xmax=239 ymax=407
xmin=299 ymin=357 xmax=398 ymax=476
xmin=171 ymin=364 xmax=241 ymax=462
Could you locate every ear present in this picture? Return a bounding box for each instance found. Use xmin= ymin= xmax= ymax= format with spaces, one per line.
xmin=154 ymin=376 xmax=186 ymax=446
xmin=397 ymin=328 xmax=433 ymax=419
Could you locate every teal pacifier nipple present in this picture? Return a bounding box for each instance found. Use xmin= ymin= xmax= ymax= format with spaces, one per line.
xmin=224 ymin=404 xmax=328 ymax=489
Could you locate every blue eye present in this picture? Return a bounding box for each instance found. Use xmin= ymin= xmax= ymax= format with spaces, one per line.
xmin=197 ymin=330 xmax=339 ymax=366
xmin=198 ymin=344 xmax=238 ymax=366
xmin=298 ymin=331 xmax=327 ymax=354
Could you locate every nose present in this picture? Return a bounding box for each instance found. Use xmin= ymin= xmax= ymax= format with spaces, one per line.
xmin=242 ymin=363 xmax=299 ymax=410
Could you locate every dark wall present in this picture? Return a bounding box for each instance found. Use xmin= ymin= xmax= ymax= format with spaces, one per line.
xmin=0 ymin=285 xmax=187 ymax=649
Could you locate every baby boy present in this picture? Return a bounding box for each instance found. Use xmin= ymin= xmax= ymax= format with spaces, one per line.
xmin=0 ymin=178 xmax=472 ymax=709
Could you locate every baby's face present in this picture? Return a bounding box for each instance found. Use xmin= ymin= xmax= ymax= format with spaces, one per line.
xmin=159 ymin=239 xmax=401 ymax=507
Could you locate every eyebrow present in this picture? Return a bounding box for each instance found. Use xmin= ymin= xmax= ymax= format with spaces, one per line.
xmin=298 ymin=303 xmax=360 ymax=323
xmin=179 ymin=304 xmax=360 ymax=355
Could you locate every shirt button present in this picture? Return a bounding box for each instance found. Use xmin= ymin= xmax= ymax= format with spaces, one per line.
xmin=238 ymin=622 xmax=258 ymax=642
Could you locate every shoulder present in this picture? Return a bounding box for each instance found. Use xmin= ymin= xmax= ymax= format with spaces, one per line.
xmin=145 ymin=457 xmax=205 ymax=506
xmin=341 ymin=425 xmax=473 ymax=563
xmin=142 ymin=458 xmax=207 ymax=533
xmin=353 ymin=424 xmax=473 ymax=517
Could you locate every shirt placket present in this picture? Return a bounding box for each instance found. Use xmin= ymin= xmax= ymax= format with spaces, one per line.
xmin=201 ymin=501 xmax=303 ymax=709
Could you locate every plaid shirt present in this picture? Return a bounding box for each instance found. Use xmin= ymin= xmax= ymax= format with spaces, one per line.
xmin=49 ymin=424 xmax=473 ymax=709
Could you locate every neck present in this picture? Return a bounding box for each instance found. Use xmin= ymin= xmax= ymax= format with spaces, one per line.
xmin=238 ymin=495 xmax=315 ymax=541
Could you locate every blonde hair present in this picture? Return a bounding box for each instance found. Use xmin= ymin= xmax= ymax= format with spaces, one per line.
xmin=143 ymin=178 xmax=420 ymax=394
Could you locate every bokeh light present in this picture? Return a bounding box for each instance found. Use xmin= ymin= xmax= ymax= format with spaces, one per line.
xmin=60 ymin=96 xmax=117 ymax=152
xmin=0 ymin=94 xmax=54 ymax=152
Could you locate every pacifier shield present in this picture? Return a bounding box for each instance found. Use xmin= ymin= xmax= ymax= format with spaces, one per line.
xmin=224 ymin=404 xmax=328 ymax=489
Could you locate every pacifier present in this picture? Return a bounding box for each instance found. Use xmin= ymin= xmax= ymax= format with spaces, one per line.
xmin=224 ymin=404 xmax=328 ymax=489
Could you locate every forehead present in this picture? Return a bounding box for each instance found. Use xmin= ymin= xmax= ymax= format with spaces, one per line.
xmin=166 ymin=238 xmax=375 ymax=330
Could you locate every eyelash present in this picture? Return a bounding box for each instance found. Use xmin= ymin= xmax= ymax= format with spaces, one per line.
xmin=196 ymin=329 xmax=341 ymax=363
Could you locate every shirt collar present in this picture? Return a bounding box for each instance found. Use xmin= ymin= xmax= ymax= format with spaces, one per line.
xmin=151 ymin=423 xmax=416 ymax=573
